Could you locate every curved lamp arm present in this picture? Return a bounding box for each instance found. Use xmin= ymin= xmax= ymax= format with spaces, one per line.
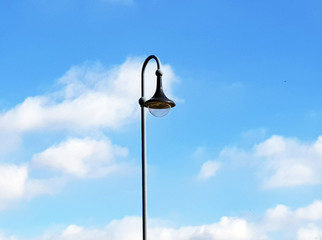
xmin=140 ymin=55 xmax=161 ymax=99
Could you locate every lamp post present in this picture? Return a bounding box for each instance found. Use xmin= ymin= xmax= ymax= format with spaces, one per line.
xmin=138 ymin=55 xmax=175 ymax=240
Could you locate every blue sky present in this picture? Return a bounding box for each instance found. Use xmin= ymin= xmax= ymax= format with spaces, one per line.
xmin=0 ymin=0 xmax=322 ymax=239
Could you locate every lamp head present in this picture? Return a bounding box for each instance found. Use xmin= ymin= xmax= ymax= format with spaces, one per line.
xmin=143 ymin=69 xmax=175 ymax=117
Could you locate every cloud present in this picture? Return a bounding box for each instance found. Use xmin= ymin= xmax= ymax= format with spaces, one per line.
xmin=296 ymin=200 xmax=322 ymax=221
xmin=0 ymin=200 xmax=321 ymax=239
xmin=217 ymin=135 xmax=322 ymax=188
xmin=255 ymin=135 xmax=322 ymax=188
xmin=32 ymin=137 xmax=128 ymax=178
xmin=262 ymin=201 xmax=322 ymax=238
xmin=197 ymin=160 xmax=221 ymax=180
xmin=23 ymin=216 xmax=259 ymax=240
xmin=0 ymin=137 xmax=128 ymax=210
xmin=0 ymin=164 xmax=27 ymax=201
xmin=297 ymin=225 xmax=322 ymax=240
xmin=0 ymin=164 xmax=64 ymax=210
xmin=0 ymin=57 xmax=177 ymax=136
xmin=265 ymin=201 xmax=322 ymax=222
xmin=148 ymin=217 xmax=256 ymax=240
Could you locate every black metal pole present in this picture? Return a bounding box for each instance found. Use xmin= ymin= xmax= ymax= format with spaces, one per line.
xmin=141 ymin=104 xmax=147 ymax=240
xmin=139 ymin=55 xmax=161 ymax=240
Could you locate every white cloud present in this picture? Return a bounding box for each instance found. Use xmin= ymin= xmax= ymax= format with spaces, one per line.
xmin=62 ymin=225 xmax=86 ymax=238
xmin=0 ymin=200 xmax=321 ymax=239
xmin=263 ymin=204 xmax=295 ymax=231
xmin=254 ymin=135 xmax=288 ymax=157
xmin=0 ymin=57 xmax=177 ymax=135
xmin=265 ymin=163 xmax=317 ymax=188
xmin=217 ymin=135 xmax=322 ymax=188
xmin=197 ymin=160 xmax=221 ymax=180
xmin=255 ymin=135 xmax=321 ymax=188
xmin=296 ymin=201 xmax=322 ymax=221
xmin=0 ymin=164 xmax=63 ymax=210
xmin=262 ymin=201 xmax=322 ymax=237
xmin=297 ymin=224 xmax=322 ymax=240
xmin=32 ymin=137 xmax=128 ymax=178
xmin=0 ymin=136 xmax=129 ymax=210
xmin=149 ymin=217 xmax=257 ymax=240
xmin=25 ymin=216 xmax=260 ymax=240
xmin=0 ymin=164 xmax=27 ymax=200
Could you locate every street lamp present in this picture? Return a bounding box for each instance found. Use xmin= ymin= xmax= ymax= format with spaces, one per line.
xmin=138 ymin=55 xmax=175 ymax=240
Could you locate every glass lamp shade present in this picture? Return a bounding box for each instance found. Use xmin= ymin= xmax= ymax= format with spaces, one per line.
xmin=148 ymin=105 xmax=171 ymax=117
xmin=143 ymin=93 xmax=175 ymax=118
